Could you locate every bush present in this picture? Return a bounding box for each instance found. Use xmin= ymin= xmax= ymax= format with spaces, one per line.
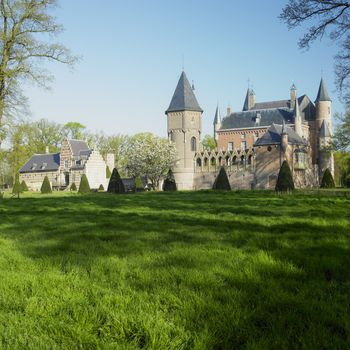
xmin=107 ymin=168 xmax=125 ymax=193
xmin=20 ymin=180 xmax=28 ymax=192
xmin=134 ymin=176 xmax=144 ymax=192
xmin=320 ymin=168 xmax=335 ymax=188
xmin=41 ymin=176 xmax=52 ymax=194
xmin=99 ymin=184 xmax=104 ymax=191
xmin=70 ymin=182 xmax=77 ymax=191
xmin=12 ymin=175 xmax=22 ymax=198
xmin=0 ymin=191 xmax=4 ymax=199
xmin=163 ymin=169 xmax=177 ymax=191
xmin=275 ymin=160 xmax=294 ymax=192
xmin=78 ymin=174 xmax=90 ymax=193
xmin=106 ymin=166 xmax=111 ymax=179
xmin=213 ymin=167 xmax=231 ymax=190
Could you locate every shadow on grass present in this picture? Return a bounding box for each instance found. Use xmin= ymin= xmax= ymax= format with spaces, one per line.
xmin=0 ymin=191 xmax=349 ymax=348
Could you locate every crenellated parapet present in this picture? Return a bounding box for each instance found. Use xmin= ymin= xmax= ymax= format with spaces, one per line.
xmin=194 ymin=148 xmax=255 ymax=173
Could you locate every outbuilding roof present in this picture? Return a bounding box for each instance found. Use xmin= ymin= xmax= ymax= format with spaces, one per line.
xmin=20 ymin=153 xmax=60 ymax=173
xmin=68 ymin=140 xmax=90 ymax=156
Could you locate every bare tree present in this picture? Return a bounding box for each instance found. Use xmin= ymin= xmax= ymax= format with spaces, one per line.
xmin=0 ymin=0 xmax=78 ymax=146
xmin=280 ymin=1 xmax=350 ymax=104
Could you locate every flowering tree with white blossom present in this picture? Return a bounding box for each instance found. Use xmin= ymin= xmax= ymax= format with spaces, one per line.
xmin=126 ymin=133 xmax=177 ymax=190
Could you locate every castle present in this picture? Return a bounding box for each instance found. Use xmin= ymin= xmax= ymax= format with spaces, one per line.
xmin=166 ymin=71 xmax=334 ymax=190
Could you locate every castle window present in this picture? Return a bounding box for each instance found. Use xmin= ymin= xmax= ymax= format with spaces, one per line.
xmin=191 ymin=137 xmax=197 ymax=152
xmin=267 ymin=146 xmax=272 ymax=152
xmin=294 ymin=149 xmax=307 ymax=170
xmin=228 ymin=142 xmax=234 ymax=151
xmin=196 ymin=158 xmax=202 ymax=167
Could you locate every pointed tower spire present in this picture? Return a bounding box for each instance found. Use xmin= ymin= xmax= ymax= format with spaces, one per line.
xmin=243 ymin=88 xmax=250 ymax=111
xmin=294 ymin=98 xmax=303 ymax=137
xmin=315 ymin=78 xmax=331 ymax=103
xmin=213 ymin=105 xmax=221 ymax=125
xmin=166 ymin=72 xmax=203 ymax=113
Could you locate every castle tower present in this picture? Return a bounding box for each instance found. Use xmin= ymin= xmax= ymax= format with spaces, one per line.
xmin=166 ymin=71 xmax=203 ymax=190
xmin=242 ymin=88 xmax=256 ymax=111
xmin=294 ymin=97 xmax=303 ymax=138
xmin=290 ymin=83 xmax=297 ymax=110
xmin=213 ymin=105 xmax=221 ymax=142
xmin=315 ymin=78 xmax=334 ymax=177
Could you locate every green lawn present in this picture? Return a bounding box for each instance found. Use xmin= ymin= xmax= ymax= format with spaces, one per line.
xmin=0 ymin=191 xmax=349 ymax=349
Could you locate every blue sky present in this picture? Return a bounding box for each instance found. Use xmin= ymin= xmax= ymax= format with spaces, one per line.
xmin=24 ymin=0 xmax=343 ymax=137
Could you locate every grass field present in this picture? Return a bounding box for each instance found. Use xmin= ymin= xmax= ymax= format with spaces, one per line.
xmin=0 ymin=190 xmax=349 ymax=349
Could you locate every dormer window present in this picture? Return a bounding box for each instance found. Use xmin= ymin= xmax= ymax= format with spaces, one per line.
xmin=31 ymin=163 xmax=37 ymax=170
xmin=41 ymin=162 xmax=47 ymax=170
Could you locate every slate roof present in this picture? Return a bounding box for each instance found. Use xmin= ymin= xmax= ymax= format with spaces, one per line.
xmin=220 ymin=108 xmax=294 ymax=130
xmin=319 ymin=120 xmax=332 ymax=137
xmin=315 ymin=78 xmax=331 ymax=102
xmin=68 ymin=140 xmax=90 ymax=156
xmin=166 ymin=71 xmax=203 ymax=113
xmin=20 ymin=153 xmax=60 ymax=173
xmin=251 ymin=100 xmax=290 ymax=110
xmin=213 ymin=105 xmax=221 ymax=125
xmin=254 ymin=123 xmax=307 ymax=146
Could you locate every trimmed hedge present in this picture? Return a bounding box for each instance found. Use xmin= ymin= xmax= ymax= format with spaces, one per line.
xmin=41 ymin=176 xmax=52 ymax=194
xmin=99 ymin=184 xmax=104 ymax=191
xmin=12 ymin=176 xmax=22 ymax=197
xmin=320 ymin=168 xmax=335 ymax=188
xmin=163 ymin=169 xmax=177 ymax=191
xmin=213 ymin=167 xmax=231 ymax=190
xmin=78 ymin=174 xmax=90 ymax=193
xmin=107 ymin=168 xmax=125 ymax=193
xmin=275 ymin=160 xmax=294 ymax=192
xmin=20 ymin=180 xmax=28 ymax=192
xmin=70 ymin=183 xmax=77 ymax=191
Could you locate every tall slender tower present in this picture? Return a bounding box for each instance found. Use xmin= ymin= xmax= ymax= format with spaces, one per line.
xmin=294 ymin=98 xmax=303 ymax=138
xmin=213 ymin=105 xmax=221 ymax=142
xmin=315 ymin=78 xmax=334 ymax=177
xmin=166 ymin=71 xmax=203 ymax=190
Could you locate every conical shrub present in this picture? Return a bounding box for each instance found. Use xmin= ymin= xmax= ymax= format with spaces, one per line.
xmin=98 ymin=184 xmax=104 ymax=191
xmin=107 ymin=168 xmax=125 ymax=193
xmin=320 ymin=168 xmax=335 ymax=188
xmin=12 ymin=175 xmax=22 ymax=198
xmin=78 ymin=174 xmax=90 ymax=193
xmin=275 ymin=160 xmax=294 ymax=192
xmin=70 ymin=182 xmax=77 ymax=191
xmin=163 ymin=169 xmax=177 ymax=191
xmin=213 ymin=167 xmax=231 ymax=190
xmin=41 ymin=176 xmax=52 ymax=194
xmin=20 ymin=180 xmax=28 ymax=192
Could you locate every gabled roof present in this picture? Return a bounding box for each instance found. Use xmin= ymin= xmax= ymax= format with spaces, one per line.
xmin=68 ymin=139 xmax=90 ymax=156
xmin=20 ymin=153 xmax=60 ymax=173
xmin=319 ymin=120 xmax=332 ymax=137
xmin=166 ymin=71 xmax=203 ymax=113
xmin=315 ymin=78 xmax=331 ymax=102
xmin=220 ymin=108 xmax=294 ymax=130
xmin=254 ymin=123 xmax=307 ymax=146
xmin=251 ymin=100 xmax=290 ymax=110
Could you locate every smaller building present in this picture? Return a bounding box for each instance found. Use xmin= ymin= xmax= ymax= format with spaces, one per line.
xmin=20 ymin=139 xmax=114 ymax=191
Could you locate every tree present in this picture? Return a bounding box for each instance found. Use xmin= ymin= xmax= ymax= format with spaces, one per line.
xmin=0 ymin=0 xmax=77 ymax=146
xmin=32 ymin=118 xmax=62 ymax=153
xmin=275 ymin=160 xmax=295 ymax=192
xmin=320 ymin=168 xmax=336 ymax=188
xmin=107 ymin=168 xmax=125 ymax=193
xmin=280 ymin=1 xmax=350 ymax=104
xmin=213 ymin=167 xmax=231 ymax=190
xmin=202 ymin=134 xmax=216 ymax=151
xmin=334 ymin=111 xmax=350 ymax=150
xmin=62 ymin=122 xmax=86 ymax=140
xmin=12 ymin=174 xmax=22 ymax=198
xmin=126 ymin=133 xmax=177 ymax=190
xmin=134 ymin=176 xmax=144 ymax=192
xmin=78 ymin=174 xmax=90 ymax=193
xmin=40 ymin=176 xmax=52 ymax=194
xmin=106 ymin=165 xmax=111 ymax=178
xmin=20 ymin=180 xmax=28 ymax=191
xmin=162 ymin=169 xmax=177 ymax=191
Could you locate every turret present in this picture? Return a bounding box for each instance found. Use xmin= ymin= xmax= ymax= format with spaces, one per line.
xmin=315 ymin=78 xmax=334 ymax=178
xmin=290 ymin=83 xmax=297 ymax=110
xmin=281 ymin=120 xmax=288 ymax=153
xmin=294 ymin=97 xmax=303 ymax=137
xmin=242 ymin=88 xmax=256 ymax=111
xmin=166 ymin=71 xmax=203 ymax=190
xmin=213 ymin=105 xmax=222 ymax=142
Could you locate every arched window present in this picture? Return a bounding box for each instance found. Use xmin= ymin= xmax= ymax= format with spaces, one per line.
xmin=191 ymin=137 xmax=197 ymax=152
xmin=196 ymin=158 xmax=202 ymax=167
